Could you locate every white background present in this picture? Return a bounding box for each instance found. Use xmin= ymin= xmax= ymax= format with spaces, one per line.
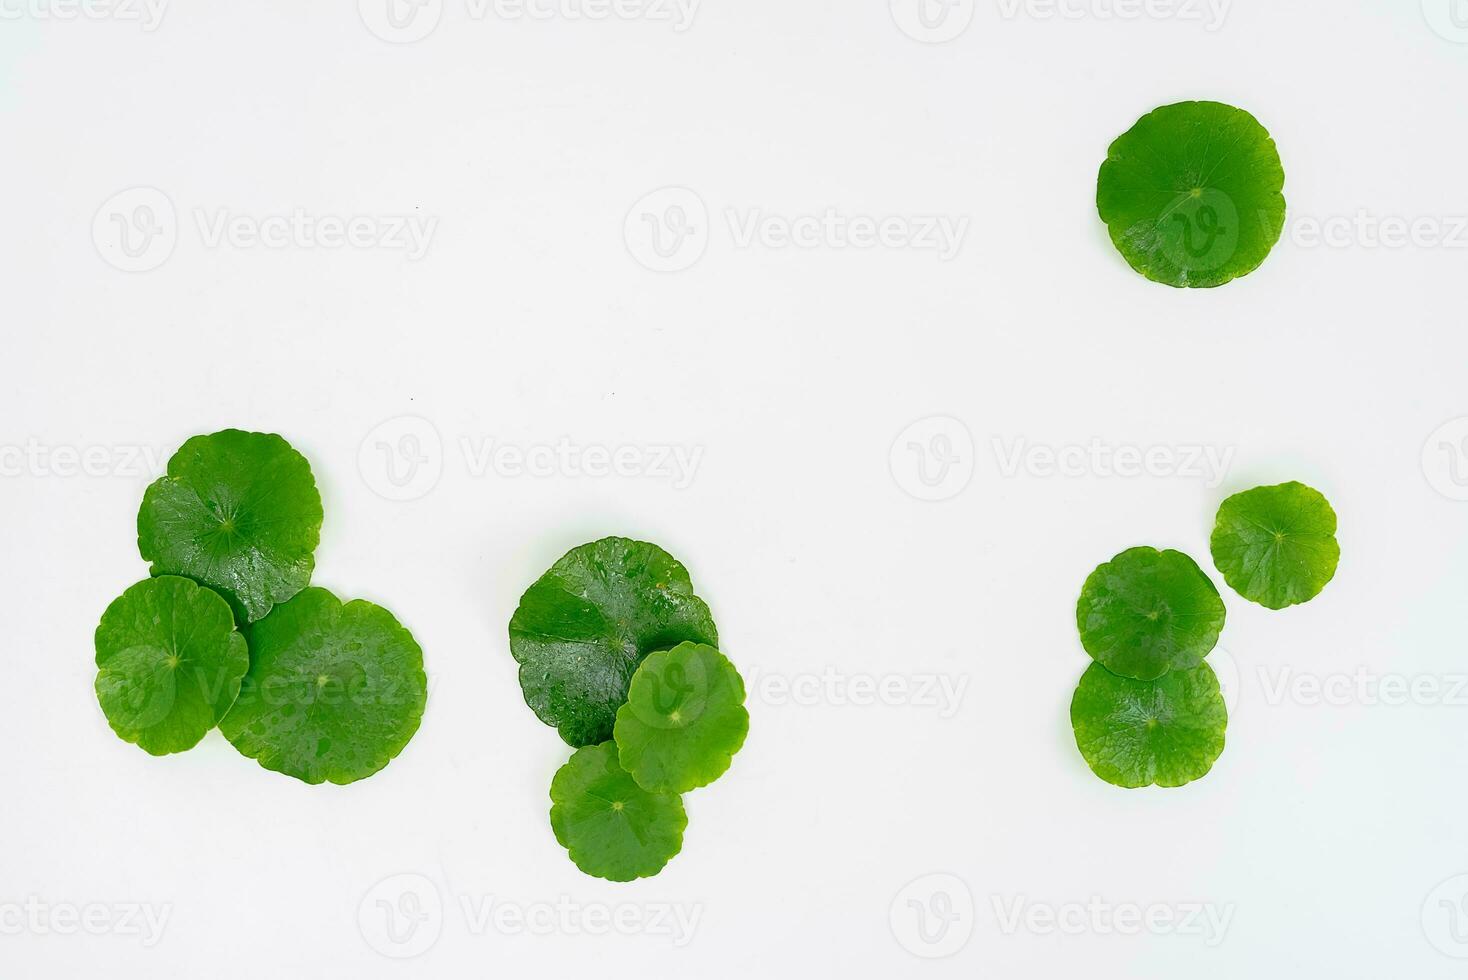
xmin=3 ymin=1 xmax=1468 ymax=977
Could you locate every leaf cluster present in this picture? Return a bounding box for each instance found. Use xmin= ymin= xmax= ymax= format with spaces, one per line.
xmin=511 ymin=538 xmax=748 ymax=881
xmin=95 ymin=430 xmax=426 ymax=785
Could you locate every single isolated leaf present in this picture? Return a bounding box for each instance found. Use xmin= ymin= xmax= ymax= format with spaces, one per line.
xmin=138 ymin=429 xmax=323 ymax=623
xmin=219 ymin=587 xmax=426 ymax=785
xmin=1070 ymin=661 xmax=1227 ymax=789
xmin=1097 ymin=100 xmax=1286 ymax=288
xmin=549 ymin=741 xmax=686 ymax=882
xmin=1077 ymin=546 xmax=1225 ymax=681
xmin=509 ymin=537 xmax=718 ymax=747
xmin=1210 ymin=481 xmax=1340 ymax=610
xmin=614 ymin=642 xmax=749 ymax=794
xmin=94 ymin=576 xmax=249 ymax=755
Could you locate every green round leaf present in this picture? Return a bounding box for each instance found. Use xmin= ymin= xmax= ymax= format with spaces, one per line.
xmin=1210 ymin=481 xmax=1340 ymax=610
xmin=219 ymin=588 xmax=427 ymax=785
xmin=94 ymin=576 xmax=249 ymax=756
xmin=1097 ymin=101 xmax=1286 ymax=288
xmin=138 ymin=429 xmax=323 ymax=623
xmin=549 ymin=741 xmax=686 ymax=882
xmin=1070 ymin=661 xmax=1227 ymax=789
xmin=509 ymin=537 xmax=718 ymax=747
xmin=1076 ymin=546 xmax=1225 ymax=681
xmin=614 ymin=642 xmax=749 ymax=794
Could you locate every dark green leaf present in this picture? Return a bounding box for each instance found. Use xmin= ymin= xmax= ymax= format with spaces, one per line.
xmin=509 ymin=537 xmax=718 ymax=747
xmin=138 ymin=429 xmax=323 ymax=623
xmin=219 ymin=587 xmax=426 ymax=785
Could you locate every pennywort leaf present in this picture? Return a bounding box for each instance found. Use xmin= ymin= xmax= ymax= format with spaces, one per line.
xmin=1097 ymin=101 xmax=1286 ymax=288
xmin=1070 ymin=661 xmax=1227 ymax=789
xmin=219 ymin=587 xmax=427 ymax=785
xmin=1077 ymin=546 xmax=1225 ymax=681
xmin=549 ymin=741 xmax=686 ymax=882
xmin=94 ymin=576 xmax=249 ymax=756
xmin=614 ymin=642 xmax=749 ymax=794
xmin=138 ymin=429 xmax=323 ymax=623
xmin=1210 ymin=481 xmax=1340 ymax=609
xmin=509 ymin=537 xmax=718 ymax=747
